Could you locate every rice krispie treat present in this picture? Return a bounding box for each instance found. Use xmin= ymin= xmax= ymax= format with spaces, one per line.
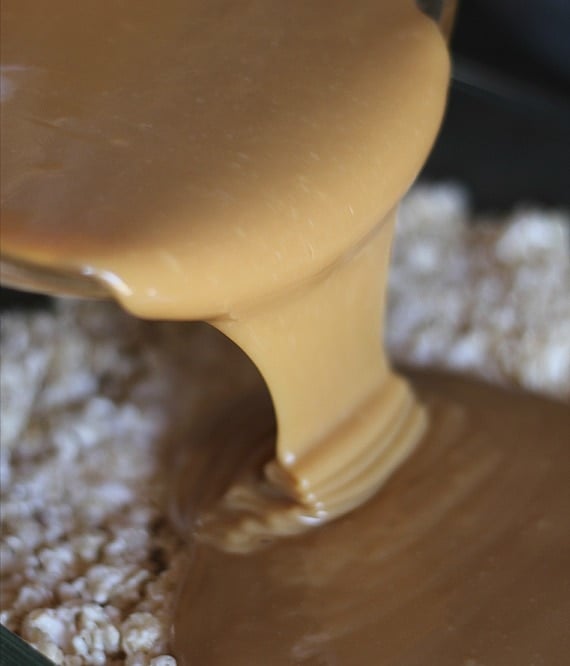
xmin=1 ymin=185 xmax=568 ymax=665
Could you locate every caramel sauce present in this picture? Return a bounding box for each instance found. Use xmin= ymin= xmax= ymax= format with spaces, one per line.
xmin=1 ymin=2 xmax=568 ymax=664
xmin=173 ymin=370 xmax=570 ymax=665
xmin=1 ymin=0 xmax=447 ymax=521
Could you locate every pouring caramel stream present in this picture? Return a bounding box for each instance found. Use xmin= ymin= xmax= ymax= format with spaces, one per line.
xmin=1 ymin=0 xmax=447 ymax=518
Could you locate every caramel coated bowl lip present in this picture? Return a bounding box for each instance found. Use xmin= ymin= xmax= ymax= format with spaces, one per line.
xmin=0 ymin=254 xmax=108 ymax=300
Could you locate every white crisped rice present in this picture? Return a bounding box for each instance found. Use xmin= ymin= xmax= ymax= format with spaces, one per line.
xmin=150 ymin=657 xmax=177 ymax=666
xmin=121 ymin=613 xmax=163 ymax=656
xmin=389 ymin=184 xmax=570 ymax=398
xmin=1 ymin=184 xmax=569 ymax=664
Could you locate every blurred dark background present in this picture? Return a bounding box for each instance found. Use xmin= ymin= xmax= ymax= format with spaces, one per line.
xmin=421 ymin=0 xmax=570 ymax=210
xmin=2 ymin=0 xmax=569 ymax=310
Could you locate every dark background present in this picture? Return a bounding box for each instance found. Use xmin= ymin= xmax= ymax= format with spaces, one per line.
xmin=421 ymin=0 xmax=570 ymax=210
xmin=2 ymin=0 xmax=569 ymax=309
